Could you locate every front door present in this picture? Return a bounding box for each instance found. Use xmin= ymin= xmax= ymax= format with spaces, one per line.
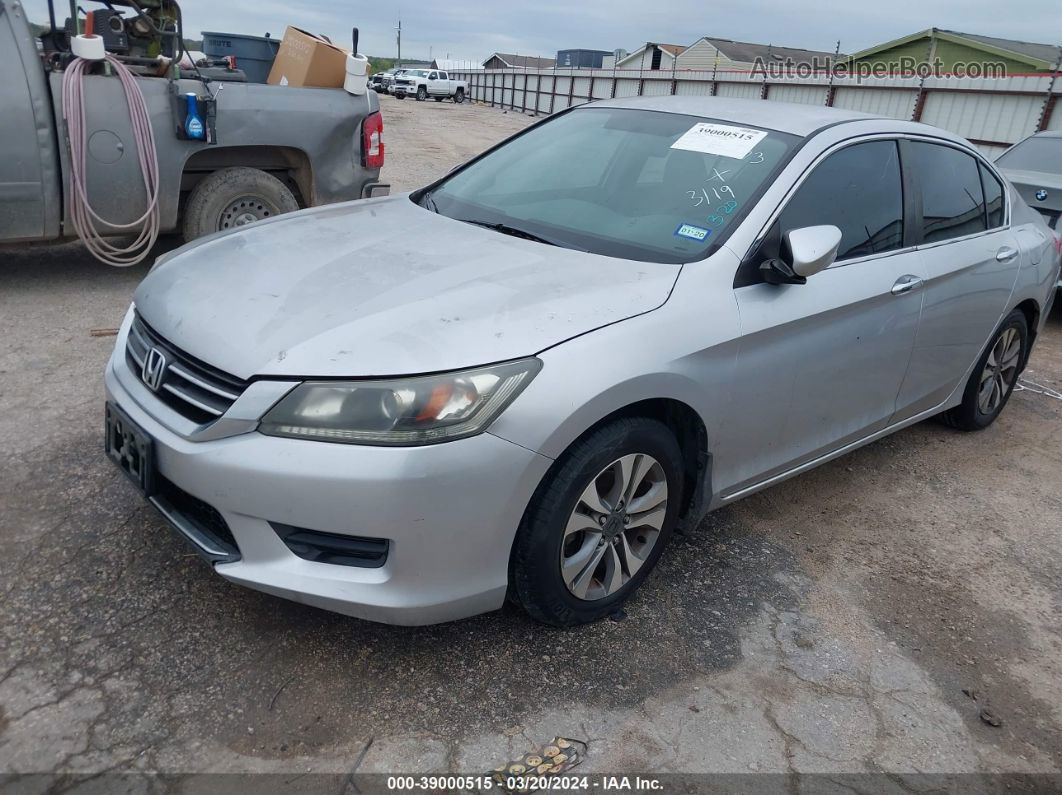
xmin=722 ymin=139 xmax=923 ymax=494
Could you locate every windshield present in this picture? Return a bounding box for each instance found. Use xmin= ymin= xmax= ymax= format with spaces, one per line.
xmin=996 ymin=136 xmax=1062 ymax=173
xmin=421 ymin=107 xmax=799 ymax=263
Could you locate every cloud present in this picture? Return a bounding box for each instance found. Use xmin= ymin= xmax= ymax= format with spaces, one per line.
xmin=20 ymin=0 xmax=1061 ymax=64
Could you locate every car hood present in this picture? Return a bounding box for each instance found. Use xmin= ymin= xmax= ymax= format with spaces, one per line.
xmin=134 ymin=196 xmax=681 ymax=379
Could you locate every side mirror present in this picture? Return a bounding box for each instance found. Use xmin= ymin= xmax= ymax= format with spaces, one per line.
xmin=760 ymin=225 xmax=842 ymax=285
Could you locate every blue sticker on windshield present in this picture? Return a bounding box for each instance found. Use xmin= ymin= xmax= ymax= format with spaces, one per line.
xmin=674 ymin=223 xmax=711 ymax=241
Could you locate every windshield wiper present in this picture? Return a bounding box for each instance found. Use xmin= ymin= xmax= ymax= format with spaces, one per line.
xmin=421 ymin=192 xmax=439 ymax=213
xmin=460 ymin=219 xmax=581 ymax=250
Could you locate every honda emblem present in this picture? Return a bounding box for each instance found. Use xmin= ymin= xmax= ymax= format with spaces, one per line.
xmin=142 ymin=347 xmax=167 ymax=391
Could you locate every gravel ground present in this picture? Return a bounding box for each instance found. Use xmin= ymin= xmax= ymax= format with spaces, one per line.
xmin=1 ymin=94 xmax=1061 ymax=787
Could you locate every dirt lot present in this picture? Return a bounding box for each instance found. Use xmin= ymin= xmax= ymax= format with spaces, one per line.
xmin=1 ymin=93 xmax=1061 ymax=787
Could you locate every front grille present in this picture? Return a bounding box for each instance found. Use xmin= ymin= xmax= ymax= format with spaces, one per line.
xmin=126 ymin=313 xmax=248 ymax=424
xmin=152 ymin=475 xmax=241 ymax=563
xmin=270 ymin=523 xmax=389 ymax=568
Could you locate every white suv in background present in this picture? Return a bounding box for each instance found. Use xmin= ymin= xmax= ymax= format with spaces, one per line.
xmin=392 ymin=69 xmax=467 ymax=102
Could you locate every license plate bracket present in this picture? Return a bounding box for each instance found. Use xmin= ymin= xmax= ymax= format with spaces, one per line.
xmin=105 ymin=402 xmax=155 ymax=497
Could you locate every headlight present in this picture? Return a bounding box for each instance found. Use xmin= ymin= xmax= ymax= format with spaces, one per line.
xmin=259 ymin=358 xmax=541 ymax=446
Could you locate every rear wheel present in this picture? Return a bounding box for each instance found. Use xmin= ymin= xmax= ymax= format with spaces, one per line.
xmin=510 ymin=418 xmax=683 ymax=627
xmin=416 ymin=86 xmax=427 ymax=101
xmin=453 ymin=88 xmax=465 ymax=104
xmin=181 ymin=167 xmax=299 ymax=241
xmin=943 ymin=309 xmax=1028 ymax=430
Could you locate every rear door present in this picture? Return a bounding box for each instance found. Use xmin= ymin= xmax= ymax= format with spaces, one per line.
xmin=724 ymin=139 xmax=923 ymax=491
xmin=891 ymin=141 xmax=1021 ymax=420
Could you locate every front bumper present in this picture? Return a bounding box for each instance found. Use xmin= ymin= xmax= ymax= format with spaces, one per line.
xmin=105 ymin=344 xmax=553 ymax=626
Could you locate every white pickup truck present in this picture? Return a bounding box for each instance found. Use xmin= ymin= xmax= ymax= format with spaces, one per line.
xmin=392 ymin=69 xmax=467 ymax=103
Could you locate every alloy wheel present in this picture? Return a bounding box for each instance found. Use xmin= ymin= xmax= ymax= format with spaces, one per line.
xmin=978 ymin=326 xmax=1021 ymax=415
xmin=560 ymin=453 xmax=668 ymax=601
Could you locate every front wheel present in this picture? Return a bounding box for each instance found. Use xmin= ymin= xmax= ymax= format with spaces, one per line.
xmin=510 ymin=418 xmax=684 ymax=627
xmin=943 ymin=309 xmax=1028 ymax=430
xmin=416 ymin=86 xmax=427 ymax=101
xmin=181 ymin=167 xmax=299 ymax=241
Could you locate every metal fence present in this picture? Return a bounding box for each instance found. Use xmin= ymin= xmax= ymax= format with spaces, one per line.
xmin=450 ymin=67 xmax=1062 ymax=157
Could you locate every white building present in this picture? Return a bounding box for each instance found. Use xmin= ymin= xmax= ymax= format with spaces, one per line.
xmin=614 ymin=43 xmax=685 ymax=71
xmin=676 ymin=37 xmax=839 ymax=72
xmin=614 ymin=37 xmax=840 ymax=73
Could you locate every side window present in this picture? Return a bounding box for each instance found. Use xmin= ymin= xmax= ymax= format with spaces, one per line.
xmin=439 ymin=71 xmax=448 ymax=80
xmin=909 ymin=142 xmax=987 ymax=243
xmin=428 ymin=71 xmax=438 ymax=80
xmin=979 ymin=163 xmax=1005 ymax=229
xmin=777 ymin=140 xmax=904 ymax=261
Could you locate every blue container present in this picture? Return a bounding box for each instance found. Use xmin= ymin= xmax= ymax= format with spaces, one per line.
xmin=202 ymin=31 xmax=281 ymax=83
xmin=184 ymin=94 xmax=205 ymax=140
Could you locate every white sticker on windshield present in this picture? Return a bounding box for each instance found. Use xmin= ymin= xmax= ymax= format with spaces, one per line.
xmin=671 ymin=123 xmax=768 ymax=159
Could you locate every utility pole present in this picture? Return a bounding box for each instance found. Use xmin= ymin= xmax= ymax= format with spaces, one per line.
xmin=396 ymin=20 xmax=402 ymax=68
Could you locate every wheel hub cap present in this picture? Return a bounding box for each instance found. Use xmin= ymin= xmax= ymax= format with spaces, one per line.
xmin=560 ymin=453 xmax=668 ymax=602
xmin=602 ymin=510 xmax=625 ymax=540
xmin=219 ymin=196 xmax=277 ymax=230
xmin=977 ymin=327 xmax=1020 ymax=415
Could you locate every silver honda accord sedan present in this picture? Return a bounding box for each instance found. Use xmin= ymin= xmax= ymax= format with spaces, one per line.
xmin=105 ymin=97 xmax=1060 ymax=626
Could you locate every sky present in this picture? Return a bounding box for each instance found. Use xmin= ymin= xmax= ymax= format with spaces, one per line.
xmin=21 ymin=0 xmax=1062 ymax=64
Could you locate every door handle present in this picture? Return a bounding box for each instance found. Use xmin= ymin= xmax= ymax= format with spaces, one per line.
xmin=891 ymin=274 xmax=924 ymax=295
xmin=995 ymin=246 xmax=1019 ymax=262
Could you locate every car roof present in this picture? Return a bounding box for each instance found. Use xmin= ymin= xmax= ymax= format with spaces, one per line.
xmin=590 ymin=96 xmax=890 ymax=137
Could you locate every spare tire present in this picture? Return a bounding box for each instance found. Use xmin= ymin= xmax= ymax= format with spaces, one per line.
xmin=182 ymin=167 xmax=299 ymax=241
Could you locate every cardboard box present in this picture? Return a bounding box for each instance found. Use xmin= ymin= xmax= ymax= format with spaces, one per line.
xmin=267 ymin=27 xmax=348 ymax=88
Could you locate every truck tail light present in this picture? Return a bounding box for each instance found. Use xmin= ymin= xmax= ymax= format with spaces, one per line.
xmin=363 ymin=111 xmax=384 ymax=170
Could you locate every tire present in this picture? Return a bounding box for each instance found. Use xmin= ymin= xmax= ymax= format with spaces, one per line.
xmin=942 ymin=308 xmax=1028 ymax=431
xmin=453 ymin=88 xmax=465 ymax=104
xmin=182 ymin=167 xmax=299 ymax=241
xmin=416 ymin=86 xmax=427 ymax=101
xmin=510 ymin=417 xmax=684 ymax=627
xmin=395 ymin=93 xmax=405 ymax=100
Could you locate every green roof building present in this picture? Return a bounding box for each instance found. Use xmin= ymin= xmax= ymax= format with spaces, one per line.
xmin=847 ymin=28 xmax=1061 ymax=75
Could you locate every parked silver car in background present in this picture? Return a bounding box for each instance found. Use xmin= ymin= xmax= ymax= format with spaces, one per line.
xmin=105 ymin=97 xmax=1060 ymax=626
xmin=996 ymin=130 xmax=1062 ymax=232
xmin=995 ymin=130 xmax=1062 ymax=290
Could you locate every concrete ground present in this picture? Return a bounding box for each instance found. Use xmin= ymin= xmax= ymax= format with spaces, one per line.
xmin=1 ymin=93 xmax=1061 ymax=787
